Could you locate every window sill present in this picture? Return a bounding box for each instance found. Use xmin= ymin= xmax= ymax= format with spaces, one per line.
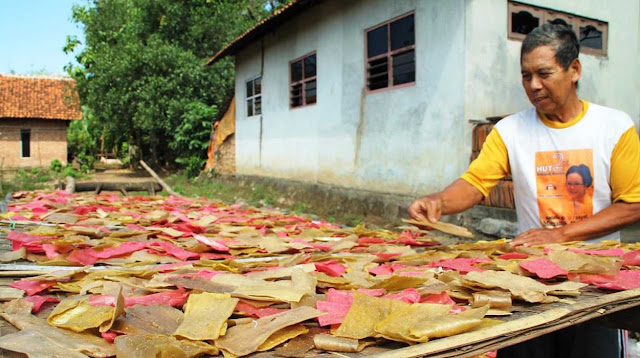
xmin=289 ymin=103 xmax=317 ymax=110
xmin=366 ymin=81 xmax=416 ymax=95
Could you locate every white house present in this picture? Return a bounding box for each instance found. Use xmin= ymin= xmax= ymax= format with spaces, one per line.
xmin=206 ymin=0 xmax=640 ymax=198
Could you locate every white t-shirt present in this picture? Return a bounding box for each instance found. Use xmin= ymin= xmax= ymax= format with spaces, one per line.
xmin=462 ymin=102 xmax=640 ymax=242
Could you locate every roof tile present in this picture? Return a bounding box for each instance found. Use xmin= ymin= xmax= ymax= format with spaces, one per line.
xmin=0 ymin=74 xmax=82 ymax=121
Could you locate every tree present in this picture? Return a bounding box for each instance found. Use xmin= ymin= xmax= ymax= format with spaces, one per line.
xmin=65 ymin=0 xmax=289 ymax=173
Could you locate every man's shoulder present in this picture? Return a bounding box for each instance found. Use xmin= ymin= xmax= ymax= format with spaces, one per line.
xmin=494 ymin=107 xmax=537 ymax=131
xmin=585 ymin=102 xmax=635 ymax=130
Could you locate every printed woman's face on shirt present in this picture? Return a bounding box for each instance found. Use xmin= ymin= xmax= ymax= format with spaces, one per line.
xmin=566 ymin=172 xmax=585 ymax=200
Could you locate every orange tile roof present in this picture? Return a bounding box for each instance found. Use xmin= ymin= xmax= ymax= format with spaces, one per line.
xmin=0 ymin=74 xmax=82 ymax=121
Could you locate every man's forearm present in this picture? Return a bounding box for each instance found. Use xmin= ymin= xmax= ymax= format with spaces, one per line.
xmin=559 ymin=201 xmax=640 ymax=242
xmin=439 ymin=179 xmax=485 ymax=215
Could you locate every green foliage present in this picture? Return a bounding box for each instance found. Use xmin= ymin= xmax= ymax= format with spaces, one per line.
xmin=50 ymin=159 xmax=63 ymax=173
xmin=293 ymin=202 xmax=309 ymax=214
xmin=173 ymin=101 xmax=218 ymax=178
xmin=8 ymin=169 xmax=53 ymax=192
xmin=62 ymin=166 xmax=82 ymax=179
xmin=176 ymin=156 xmax=206 ymax=179
xmin=249 ymin=185 xmax=275 ymax=206
xmin=67 ymin=110 xmax=98 ymax=167
xmin=64 ymin=0 xmax=290 ymax=169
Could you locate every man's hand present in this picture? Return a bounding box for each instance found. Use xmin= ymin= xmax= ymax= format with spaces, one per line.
xmin=408 ymin=180 xmax=484 ymax=224
xmin=408 ymin=194 xmax=443 ymax=223
xmin=512 ymin=228 xmax=566 ymax=246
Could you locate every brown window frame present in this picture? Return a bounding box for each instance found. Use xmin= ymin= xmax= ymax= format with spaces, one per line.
xmin=365 ymin=11 xmax=416 ymax=94
xmin=246 ymin=75 xmax=262 ymax=117
xmin=507 ymin=1 xmax=608 ymax=57
xmin=289 ymin=52 xmax=317 ymax=109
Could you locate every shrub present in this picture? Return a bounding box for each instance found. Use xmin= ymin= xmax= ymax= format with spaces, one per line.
xmin=50 ymin=159 xmax=63 ymax=172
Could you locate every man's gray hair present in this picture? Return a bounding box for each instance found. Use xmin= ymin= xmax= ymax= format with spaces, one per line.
xmin=521 ymin=23 xmax=580 ymax=69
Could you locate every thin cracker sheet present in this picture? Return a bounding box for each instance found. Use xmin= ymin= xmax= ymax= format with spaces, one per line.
xmin=47 ymin=296 xmax=117 ymax=332
xmin=115 ymin=334 xmax=218 ymax=358
xmin=173 ymin=292 xmax=238 ymax=340
xmin=0 ymin=300 xmax=115 ymax=357
xmin=313 ymin=334 xmax=375 ymax=353
xmin=215 ymin=306 xmax=322 ymax=357
xmin=257 ymin=324 xmax=309 ymax=351
xmin=548 ymin=250 xmax=622 ymax=275
xmin=111 ymin=304 xmax=184 ymax=335
xmin=334 ymin=291 xmax=409 ymax=339
xmin=408 ymin=306 xmax=489 ymax=341
xmin=0 ymin=329 xmax=91 ymax=358
xmin=463 ymin=270 xmax=587 ymax=303
xmin=374 ymin=302 xmax=452 ymax=343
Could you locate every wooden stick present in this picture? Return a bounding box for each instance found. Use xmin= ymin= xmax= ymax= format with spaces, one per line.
xmin=139 ymin=160 xmax=182 ymax=197
xmin=402 ymin=218 xmax=474 ymax=239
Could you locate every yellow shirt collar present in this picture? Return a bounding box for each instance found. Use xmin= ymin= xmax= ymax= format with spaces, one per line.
xmin=538 ymin=101 xmax=589 ymax=129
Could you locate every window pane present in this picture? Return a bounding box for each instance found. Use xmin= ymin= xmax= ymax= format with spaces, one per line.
xmin=304 ymin=54 xmax=316 ymax=78
xmin=548 ymin=18 xmax=572 ymax=29
xmin=246 ymin=80 xmax=253 ymax=97
xmin=291 ymin=60 xmax=303 ymax=82
xmin=392 ymin=50 xmax=415 ymax=85
xmin=20 ymin=129 xmax=30 ymax=158
xmin=255 ymin=96 xmax=262 ymax=115
xmin=247 ymin=99 xmax=253 ymax=117
xmin=254 ymin=76 xmax=262 ymax=95
xmin=291 ymin=83 xmax=303 ymax=107
xmin=390 ymin=14 xmax=415 ymax=51
xmin=367 ymin=57 xmax=388 ymax=90
xmin=305 ymin=79 xmax=316 ymax=105
xmin=511 ymin=11 xmax=539 ymax=35
xmin=580 ymin=25 xmax=603 ymax=49
xmin=367 ymin=25 xmax=388 ymax=58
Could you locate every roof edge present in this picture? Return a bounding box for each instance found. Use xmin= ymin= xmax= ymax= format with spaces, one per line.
xmin=205 ymin=0 xmax=323 ymax=66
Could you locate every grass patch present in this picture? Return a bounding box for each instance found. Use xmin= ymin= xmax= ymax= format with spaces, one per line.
xmin=293 ymin=201 xmax=309 ymax=214
xmin=163 ymin=172 xmax=387 ymax=229
xmin=164 ymin=172 xmax=240 ymax=202
xmin=248 ymin=185 xmax=275 ymax=206
xmin=1 ymin=168 xmax=53 ymax=195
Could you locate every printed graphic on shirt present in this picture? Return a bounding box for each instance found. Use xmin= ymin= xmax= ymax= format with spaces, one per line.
xmin=535 ymin=149 xmax=594 ymax=228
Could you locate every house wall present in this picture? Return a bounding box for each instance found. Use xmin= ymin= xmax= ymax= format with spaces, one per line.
xmin=464 ymin=0 xmax=640 ymax=127
xmin=234 ymin=0 xmax=640 ymax=197
xmin=0 ymin=119 xmax=69 ymax=169
xmin=235 ymin=0 xmax=468 ymax=195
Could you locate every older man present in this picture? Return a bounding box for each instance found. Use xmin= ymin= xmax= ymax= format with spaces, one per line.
xmin=408 ymin=24 xmax=640 ymax=357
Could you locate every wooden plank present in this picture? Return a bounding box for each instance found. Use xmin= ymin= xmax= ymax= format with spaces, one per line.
xmin=402 ymin=218 xmax=474 ymax=239
xmin=368 ymin=287 xmax=640 ymax=358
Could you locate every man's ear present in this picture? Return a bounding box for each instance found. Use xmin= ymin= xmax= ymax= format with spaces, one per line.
xmin=570 ymin=58 xmax=582 ymax=84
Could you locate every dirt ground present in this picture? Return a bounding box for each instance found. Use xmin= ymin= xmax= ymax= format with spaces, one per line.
xmin=87 ymin=168 xmax=156 ymax=183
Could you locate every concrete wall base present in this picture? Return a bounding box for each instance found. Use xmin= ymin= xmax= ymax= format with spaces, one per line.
xmin=211 ymin=173 xmax=518 ymax=240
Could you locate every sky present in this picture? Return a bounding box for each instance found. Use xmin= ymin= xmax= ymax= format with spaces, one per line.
xmin=0 ymin=1 xmax=84 ymax=75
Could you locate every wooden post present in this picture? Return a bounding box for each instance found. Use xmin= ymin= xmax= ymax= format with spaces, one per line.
xmin=0 ymin=157 xmax=4 ymax=196
xmin=65 ymin=176 xmax=76 ymax=194
xmin=139 ymin=160 xmax=182 ymax=197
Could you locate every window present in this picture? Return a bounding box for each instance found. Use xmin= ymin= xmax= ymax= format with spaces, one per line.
xmin=508 ymin=1 xmax=608 ymax=56
xmin=246 ymin=76 xmax=262 ymax=116
xmin=366 ymin=12 xmax=415 ymax=92
xmin=20 ymin=129 xmax=30 ymax=158
xmin=290 ymin=53 xmax=316 ymax=108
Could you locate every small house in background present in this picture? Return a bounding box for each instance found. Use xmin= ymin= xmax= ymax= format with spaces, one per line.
xmin=0 ymin=74 xmax=82 ymax=170
xmin=207 ymin=0 xmax=640 ymax=199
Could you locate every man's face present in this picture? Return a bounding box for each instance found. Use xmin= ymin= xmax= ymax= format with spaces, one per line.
xmin=520 ymin=45 xmax=581 ymax=116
